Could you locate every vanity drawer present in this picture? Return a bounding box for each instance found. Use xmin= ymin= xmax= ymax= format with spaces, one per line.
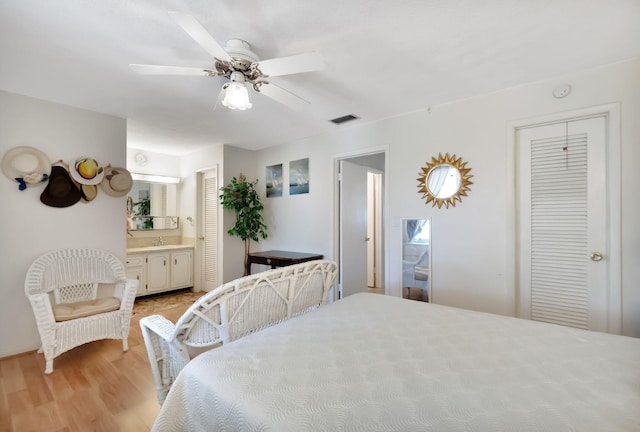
xmin=125 ymin=255 xmax=145 ymax=267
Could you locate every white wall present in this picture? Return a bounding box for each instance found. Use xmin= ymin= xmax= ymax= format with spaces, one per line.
xmin=250 ymin=59 xmax=640 ymax=337
xmin=221 ymin=145 xmax=259 ymax=282
xmin=0 ymin=90 xmax=127 ymax=357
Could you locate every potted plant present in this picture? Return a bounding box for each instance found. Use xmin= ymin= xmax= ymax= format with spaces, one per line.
xmin=219 ymin=174 xmax=268 ymax=275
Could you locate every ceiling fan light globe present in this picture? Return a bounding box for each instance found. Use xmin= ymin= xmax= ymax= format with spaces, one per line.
xmin=221 ymin=82 xmax=252 ymax=110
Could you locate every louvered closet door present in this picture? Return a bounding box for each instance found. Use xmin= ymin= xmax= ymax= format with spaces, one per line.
xmin=516 ymin=116 xmax=607 ymax=331
xmin=201 ymin=169 xmax=219 ymax=291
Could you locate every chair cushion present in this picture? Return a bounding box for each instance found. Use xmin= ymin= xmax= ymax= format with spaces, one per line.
xmin=53 ymin=297 xmax=121 ymax=322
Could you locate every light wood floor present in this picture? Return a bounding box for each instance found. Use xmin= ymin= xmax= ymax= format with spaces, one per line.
xmin=0 ymin=290 xmax=203 ymax=432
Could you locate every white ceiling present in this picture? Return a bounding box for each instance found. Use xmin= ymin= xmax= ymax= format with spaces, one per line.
xmin=1 ymin=0 xmax=638 ymax=156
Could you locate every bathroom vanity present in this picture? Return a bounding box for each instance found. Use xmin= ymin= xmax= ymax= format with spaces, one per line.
xmin=125 ymin=245 xmax=193 ymax=297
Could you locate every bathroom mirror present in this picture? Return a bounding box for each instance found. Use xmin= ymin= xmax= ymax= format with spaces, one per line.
xmin=402 ymin=218 xmax=431 ymax=302
xmin=417 ymin=153 xmax=473 ymax=208
xmin=127 ymin=173 xmax=180 ymax=230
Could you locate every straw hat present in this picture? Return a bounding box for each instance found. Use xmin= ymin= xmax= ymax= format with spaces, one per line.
xmin=1 ymin=146 xmax=51 ymax=190
xmin=40 ymin=165 xmax=82 ymax=207
xmin=77 ymin=183 xmax=98 ymax=203
xmin=100 ymin=165 xmax=133 ymax=197
xmin=69 ymin=157 xmax=105 ymax=185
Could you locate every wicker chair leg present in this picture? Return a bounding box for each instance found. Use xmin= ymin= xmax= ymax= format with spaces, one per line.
xmin=44 ymin=358 xmax=54 ymax=375
xmin=122 ymin=338 xmax=129 ymax=351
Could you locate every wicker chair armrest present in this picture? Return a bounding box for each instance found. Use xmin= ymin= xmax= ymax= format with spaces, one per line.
xmin=140 ymin=314 xmax=177 ymax=341
xmin=28 ymin=292 xmax=56 ymax=325
xmin=114 ymin=278 xmax=138 ymax=312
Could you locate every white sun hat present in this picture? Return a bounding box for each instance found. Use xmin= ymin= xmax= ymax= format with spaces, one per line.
xmin=69 ymin=156 xmax=105 ymax=185
xmin=1 ymin=146 xmax=51 ymax=190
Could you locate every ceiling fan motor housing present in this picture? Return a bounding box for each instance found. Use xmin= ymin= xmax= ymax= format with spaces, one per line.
xmin=225 ymin=39 xmax=259 ymax=63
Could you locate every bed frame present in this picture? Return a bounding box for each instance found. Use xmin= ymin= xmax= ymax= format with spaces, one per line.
xmin=139 ymin=259 xmax=338 ymax=404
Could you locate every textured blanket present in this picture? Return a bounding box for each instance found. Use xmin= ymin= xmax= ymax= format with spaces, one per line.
xmin=153 ymin=293 xmax=640 ymax=431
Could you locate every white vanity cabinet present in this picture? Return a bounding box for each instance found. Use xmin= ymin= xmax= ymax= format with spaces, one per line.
xmin=126 ymin=246 xmax=194 ymax=297
xmin=125 ymin=254 xmax=147 ymax=296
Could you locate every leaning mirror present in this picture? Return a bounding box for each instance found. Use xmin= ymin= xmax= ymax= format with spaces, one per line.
xmin=417 ymin=153 xmax=473 ymax=208
xmin=402 ymin=218 xmax=431 ymax=302
xmin=127 ymin=173 xmax=180 ymax=230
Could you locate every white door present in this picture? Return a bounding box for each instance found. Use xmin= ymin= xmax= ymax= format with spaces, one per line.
xmin=200 ymin=168 xmax=219 ymax=291
xmin=339 ymin=160 xmax=369 ymax=298
xmin=516 ymin=116 xmax=611 ymax=331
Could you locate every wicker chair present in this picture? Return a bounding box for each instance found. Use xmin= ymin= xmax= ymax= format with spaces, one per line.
xmin=24 ymin=248 xmax=138 ymax=374
xmin=140 ymin=259 xmax=338 ymax=404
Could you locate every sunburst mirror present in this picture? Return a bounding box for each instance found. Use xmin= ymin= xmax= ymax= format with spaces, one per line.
xmin=417 ymin=153 xmax=473 ymax=208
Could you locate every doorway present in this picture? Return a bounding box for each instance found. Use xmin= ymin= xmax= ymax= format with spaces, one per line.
xmin=335 ymin=151 xmax=386 ymax=299
xmin=512 ymin=106 xmax=621 ymax=333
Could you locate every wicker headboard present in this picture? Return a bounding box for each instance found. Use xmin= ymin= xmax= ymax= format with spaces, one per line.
xmin=140 ymin=259 xmax=338 ymax=404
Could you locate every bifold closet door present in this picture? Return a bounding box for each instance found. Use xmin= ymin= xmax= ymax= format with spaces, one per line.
xmin=201 ymin=168 xmax=219 ymax=291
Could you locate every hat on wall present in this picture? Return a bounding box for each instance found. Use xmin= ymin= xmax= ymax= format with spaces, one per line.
xmin=100 ymin=165 xmax=133 ymax=197
xmin=40 ymin=165 xmax=82 ymax=208
xmin=1 ymin=146 xmax=51 ymax=190
xmin=77 ymin=182 xmax=98 ymax=203
xmin=69 ymin=157 xmax=105 ymax=185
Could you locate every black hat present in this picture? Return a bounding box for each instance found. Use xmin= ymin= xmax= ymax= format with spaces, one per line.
xmin=40 ymin=165 xmax=82 ymax=208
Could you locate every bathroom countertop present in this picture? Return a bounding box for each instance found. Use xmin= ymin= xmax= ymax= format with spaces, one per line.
xmin=126 ymin=244 xmax=194 ymax=254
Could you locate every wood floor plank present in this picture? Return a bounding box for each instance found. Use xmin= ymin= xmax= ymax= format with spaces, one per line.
xmin=11 ymin=400 xmax=68 ymax=432
xmin=6 ymin=389 xmax=34 ymax=420
xmin=0 ymin=377 xmax=12 ymax=432
xmin=18 ymin=353 xmax=54 ymax=407
xmin=0 ymin=357 xmax=26 ymax=393
xmin=62 ymin=387 xmax=121 ymax=432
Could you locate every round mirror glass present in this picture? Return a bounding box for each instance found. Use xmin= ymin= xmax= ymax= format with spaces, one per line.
xmin=427 ymin=164 xmax=461 ymax=199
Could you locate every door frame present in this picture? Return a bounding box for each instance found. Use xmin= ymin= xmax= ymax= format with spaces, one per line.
xmin=506 ymin=103 xmax=621 ymax=333
xmin=333 ymin=146 xmax=390 ymax=301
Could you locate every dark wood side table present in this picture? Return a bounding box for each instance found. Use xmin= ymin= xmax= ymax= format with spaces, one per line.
xmin=246 ymin=250 xmax=323 ymax=275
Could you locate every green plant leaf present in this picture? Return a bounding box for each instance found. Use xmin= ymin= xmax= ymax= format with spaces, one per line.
xmin=219 ymin=175 xmax=268 ymax=243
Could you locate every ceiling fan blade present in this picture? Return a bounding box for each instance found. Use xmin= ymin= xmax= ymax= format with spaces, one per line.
xmin=130 ymin=64 xmax=214 ymax=76
xmin=255 ymin=82 xmax=310 ymax=112
xmin=168 ymin=11 xmax=232 ymax=62
xmin=257 ymin=52 xmax=324 ymax=77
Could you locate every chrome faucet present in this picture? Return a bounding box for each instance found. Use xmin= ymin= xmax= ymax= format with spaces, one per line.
xmin=154 ymin=236 xmax=165 ymax=246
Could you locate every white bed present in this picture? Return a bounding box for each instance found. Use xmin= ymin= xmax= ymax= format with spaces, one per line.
xmin=152 ymin=293 xmax=640 ymax=431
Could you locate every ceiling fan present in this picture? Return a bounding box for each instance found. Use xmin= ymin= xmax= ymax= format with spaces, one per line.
xmin=130 ymin=11 xmax=324 ymax=111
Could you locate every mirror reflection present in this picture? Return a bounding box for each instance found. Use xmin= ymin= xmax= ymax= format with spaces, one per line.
xmin=127 ymin=177 xmax=179 ymax=230
xmin=428 ymin=164 xmax=461 ymax=199
xmin=402 ymin=218 xmax=430 ymax=302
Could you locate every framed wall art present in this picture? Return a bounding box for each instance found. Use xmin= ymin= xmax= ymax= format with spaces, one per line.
xmin=266 ymin=163 xmax=283 ymax=198
xmin=289 ymin=158 xmax=309 ymax=195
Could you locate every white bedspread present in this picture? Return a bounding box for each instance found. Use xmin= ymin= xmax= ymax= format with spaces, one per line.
xmin=152 ymin=293 xmax=640 ymax=432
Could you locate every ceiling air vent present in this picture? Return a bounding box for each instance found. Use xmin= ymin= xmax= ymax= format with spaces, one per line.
xmin=330 ymin=114 xmax=359 ymax=125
